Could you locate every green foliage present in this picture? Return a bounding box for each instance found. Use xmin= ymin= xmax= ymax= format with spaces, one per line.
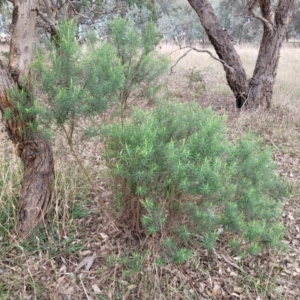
xmin=29 ymin=18 xmax=167 ymax=183
xmin=30 ymin=19 xmax=124 ymax=184
xmin=156 ymin=0 xmax=207 ymax=45
xmin=104 ymin=101 xmax=228 ymax=200
xmin=217 ymin=0 xmax=261 ymax=43
xmin=108 ymin=18 xmax=168 ymax=120
xmin=5 ymin=85 xmax=42 ymax=139
xmin=0 ymin=158 xmax=21 ymax=243
xmin=104 ymin=100 xmax=287 ymax=256
xmin=163 ymin=237 xmax=192 ymax=264
xmin=185 ymin=68 xmax=206 ymax=95
xmin=107 ymin=251 xmax=143 ymax=278
xmin=32 ymin=20 xmax=123 ymax=132
xmin=229 ymin=238 xmax=240 ymax=254
xmin=31 ymin=18 xmax=167 ymax=133
xmin=141 ymin=198 xmax=167 ymax=234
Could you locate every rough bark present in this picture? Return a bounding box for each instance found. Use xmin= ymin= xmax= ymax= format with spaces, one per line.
xmin=187 ymin=0 xmax=248 ymax=107
xmin=0 ymin=0 xmax=54 ymax=236
xmin=247 ymin=0 xmax=295 ymax=108
xmin=187 ymin=0 xmax=295 ymax=108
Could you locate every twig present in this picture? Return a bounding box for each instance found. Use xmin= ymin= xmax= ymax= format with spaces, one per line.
xmin=283 ymin=251 xmax=300 ymax=300
xmin=62 ymin=125 xmax=94 ymax=186
xmin=170 ymin=49 xmax=193 ymax=73
xmin=37 ymin=11 xmax=56 ymax=28
xmin=214 ymin=250 xmax=246 ymax=274
xmin=248 ymin=0 xmax=258 ymax=11
xmin=170 ymin=47 xmax=234 ymax=74
xmin=263 ymin=252 xmax=280 ymax=299
xmin=80 ymin=273 xmax=90 ymax=300
xmin=67 ymin=0 xmax=88 ymax=18
xmin=241 ymin=85 xmax=253 ymax=109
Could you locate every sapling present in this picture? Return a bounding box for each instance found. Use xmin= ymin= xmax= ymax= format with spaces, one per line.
xmin=31 ymin=20 xmax=124 ymax=185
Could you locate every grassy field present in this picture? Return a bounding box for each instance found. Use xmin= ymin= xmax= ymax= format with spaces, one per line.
xmin=1 ymin=44 xmax=300 ymax=299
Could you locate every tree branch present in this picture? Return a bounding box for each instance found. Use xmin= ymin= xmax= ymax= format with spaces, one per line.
xmin=170 ymin=46 xmax=234 ymax=74
xmin=248 ymin=0 xmax=274 ymax=32
xmin=38 ymin=10 xmax=57 ymax=28
xmin=67 ymin=0 xmax=87 ymax=18
xmin=43 ymin=0 xmax=54 ymax=17
xmin=214 ymin=250 xmax=246 ymax=275
xmin=249 ymin=0 xmax=258 ymax=11
xmin=275 ymin=0 xmax=295 ymax=28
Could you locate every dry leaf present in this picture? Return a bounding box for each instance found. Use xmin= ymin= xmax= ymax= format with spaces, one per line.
xmin=65 ymin=286 xmax=75 ymax=295
xmin=288 ymin=288 xmax=300 ymax=296
xmin=80 ymin=250 xmax=92 ymax=256
xmin=75 ymin=255 xmax=96 ymax=273
xmin=56 ymin=276 xmax=65 ymax=285
xmin=59 ymin=265 xmax=66 ymax=273
xmin=211 ymin=284 xmax=221 ymax=296
xmin=127 ymin=284 xmax=137 ymax=291
xmin=92 ymin=284 xmax=101 ymax=294
xmin=199 ymin=282 xmax=206 ymax=292
xmin=100 ymin=232 xmax=109 ymax=240
xmin=233 ymin=286 xmax=244 ymax=293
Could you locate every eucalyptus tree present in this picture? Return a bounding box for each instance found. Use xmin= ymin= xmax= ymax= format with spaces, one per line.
xmin=187 ymin=0 xmax=295 ymax=108
xmin=0 ymin=0 xmax=117 ymax=236
xmin=0 ymin=0 xmax=164 ymax=236
xmin=0 ymin=0 xmax=55 ymax=236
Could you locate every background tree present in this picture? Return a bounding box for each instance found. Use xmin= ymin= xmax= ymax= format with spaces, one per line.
xmin=0 ymin=0 xmax=123 ymax=236
xmin=156 ymin=0 xmax=207 ymax=45
xmin=289 ymin=1 xmax=300 ymax=40
xmin=217 ymin=0 xmax=261 ymax=44
xmin=187 ymin=0 xmax=295 ymax=108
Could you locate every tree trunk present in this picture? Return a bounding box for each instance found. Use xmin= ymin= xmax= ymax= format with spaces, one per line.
xmin=187 ymin=0 xmax=295 ymax=108
xmin=0 ymin=0 xmax=54 ymax=236
xmin=246 ymin=0 xmax=295 ymax=108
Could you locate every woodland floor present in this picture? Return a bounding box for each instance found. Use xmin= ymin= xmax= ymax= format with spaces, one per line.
xmin=0 ymin=44 xmax=300 ymax=299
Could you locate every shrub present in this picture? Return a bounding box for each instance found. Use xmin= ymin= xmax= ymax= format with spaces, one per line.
xmin=108 ymin=18 xmax=168 ymax=122
xmin=103 ymin=100 xmax=287 ymax=255
xmin=26 ymin=19 xmax=167 ymax=185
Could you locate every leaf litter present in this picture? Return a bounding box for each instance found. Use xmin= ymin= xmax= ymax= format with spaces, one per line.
xmin=1 ymin=61 xmax=300 ymax=299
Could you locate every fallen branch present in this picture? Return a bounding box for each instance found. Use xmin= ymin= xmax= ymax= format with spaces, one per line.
xmin=170 ymin=46 xmax=234 ymax=73
xmin=80 ymin=273 xmax=91 ymax=300
xmin=214 ymin=250 xmax=246 ymax=275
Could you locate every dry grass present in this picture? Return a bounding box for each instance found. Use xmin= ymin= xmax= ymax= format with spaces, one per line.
xmin=1 ymin=43 xmax=300 ymax=299
xmin=166 ymin=43 xmax=300 ymax=143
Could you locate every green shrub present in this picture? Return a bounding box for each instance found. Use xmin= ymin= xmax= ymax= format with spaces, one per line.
xmin=27 ymin=19 xmax=167 ymax=185
xmin=103 ymin=100 xmax=287 ymax=255
xmin=163 ymin=237 xmax=192 ymax=264
xmin=106 ymin=251 xmax=143 ymax=278
xmin=108 ymin=18 xmax=168 ymax=122
xmin=33 ymin=20 xmax=123 ymax=130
